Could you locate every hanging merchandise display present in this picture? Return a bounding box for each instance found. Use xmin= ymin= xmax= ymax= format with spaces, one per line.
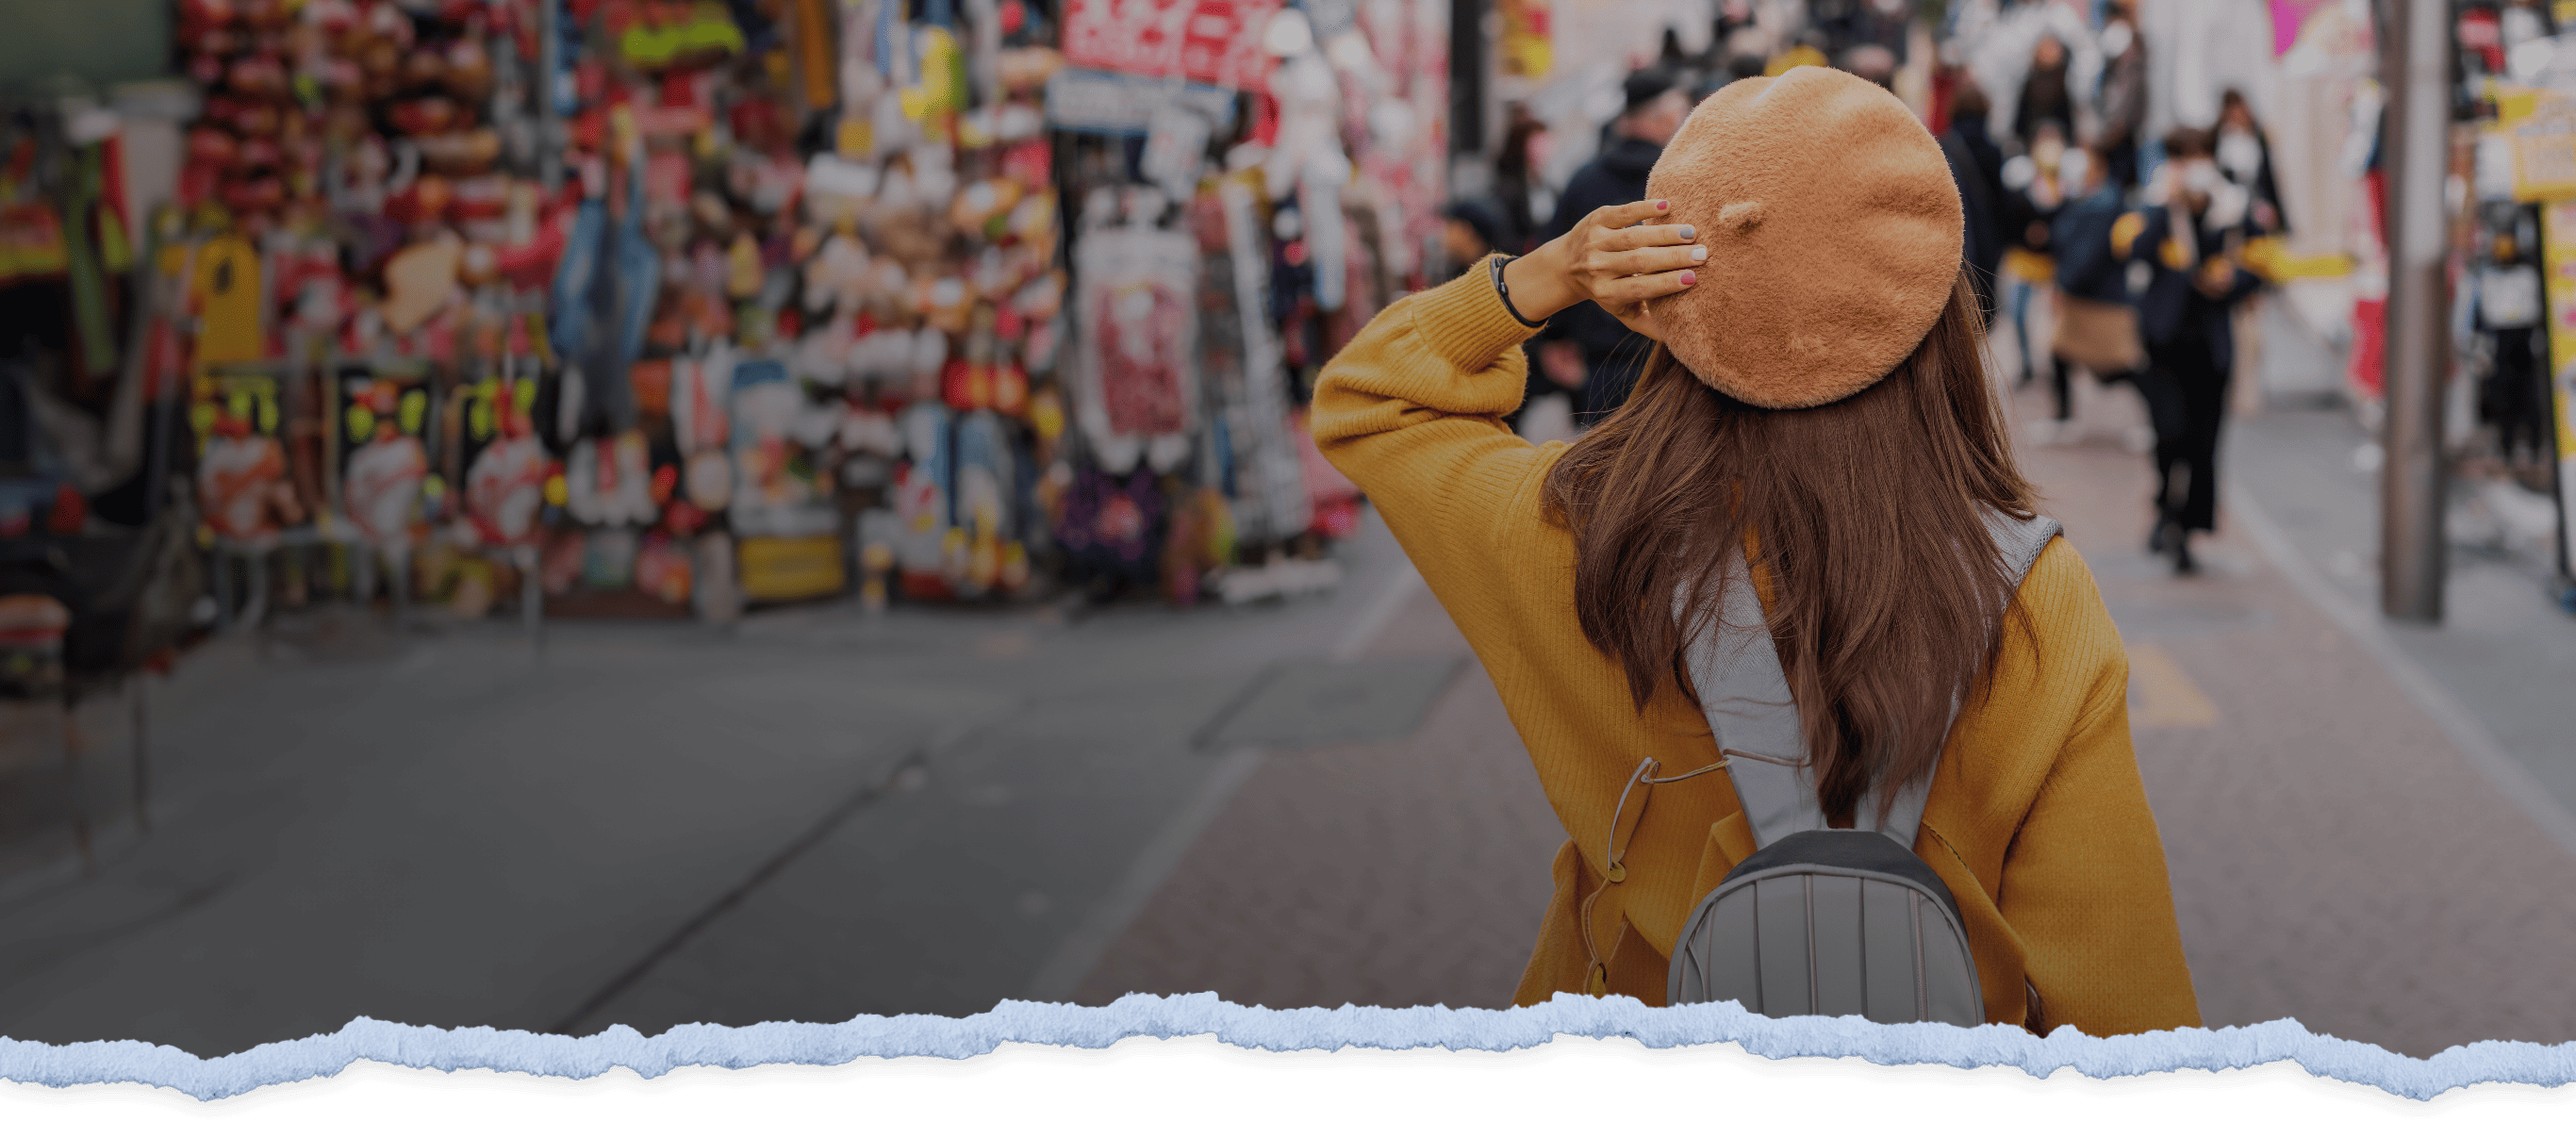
xmin=1042 ymin=0 xmax=1443 ymax=598
xmin=198 ymin=367 xmax=305 ymax=544
xmin=130 ymin=0 xmax=1428 ymax=621
xmin=1068 ymin=216 xmax=1201 ymax=475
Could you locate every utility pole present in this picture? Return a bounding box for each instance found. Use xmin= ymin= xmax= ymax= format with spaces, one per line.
xmin=2380 ymin=0 xmax=2453 ymax=623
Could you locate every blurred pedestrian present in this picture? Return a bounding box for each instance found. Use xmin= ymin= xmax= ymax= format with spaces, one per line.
xmin=1767 ymin=30 xmax=1831 ymax=74
xmin=1841 ymin=42 xmax=1900 ymax=91
xmin=1313 ymin=66 xmax=2200 ymax=1033
xmin=1997 ymin=121 xmax=2070 ymax=394
xmin=2476 ymin=225 xmax=2550 ymax=469
xmin=1939 ymin=81 xmax=2008 ymax=326
xmin=1816 ymin=0 xmax=1913 ymax=61
xmin=2013 ymin=33 xmax=2073 ymax=155
xmin=2046 ymin=144 xmax=2147 ymax=431
xmin=1717 ymin=25 xmax=1773 ymax=87
xmin=2095 ymin=0 xmax=2147 ymax=191
xmin=1493 ymin=104 xmax=1550 ymax=255
xmin=2215 ymin=90 xmax=2287 ymax=235
xmin=1441 ymin=198 xmax=1512 ymax=278
xmin=2122 ymin=126 xmax=2262 ymax=575
xmin=1534 ymin=67 xmax=1690 ymax=421
xmin=2213 ymin=89 xmax=2286 ymax=421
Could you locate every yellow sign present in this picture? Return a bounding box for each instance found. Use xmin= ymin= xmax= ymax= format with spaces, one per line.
xmin=1499 ymin=0 xmax=1550 ymax=80
xmin=2507 ymin=87 xmax=2576 ymax=202
xmin=2539 ymin=202 xmax=2576 ymax=371
xmin=737 ymin=535 xmax=846 ymax=602
xmin=2539 ymin=203 xmax=2576 ymax=574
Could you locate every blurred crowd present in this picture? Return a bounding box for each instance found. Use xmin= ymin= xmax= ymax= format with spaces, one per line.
xmin=1436 ymin=0 xmax=2295 ymax=577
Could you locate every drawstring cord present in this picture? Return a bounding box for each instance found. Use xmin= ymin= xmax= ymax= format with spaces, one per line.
xmin=1577 ymin=754 xmax=1733 ymax=996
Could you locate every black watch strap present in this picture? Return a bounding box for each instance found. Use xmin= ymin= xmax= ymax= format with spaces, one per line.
xmin=1491 ymin=255 xmax=1546 ymax=329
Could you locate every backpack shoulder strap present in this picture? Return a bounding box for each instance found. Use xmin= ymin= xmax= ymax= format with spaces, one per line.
xmin=1682 ymin=511 xmax=2063 ymax=851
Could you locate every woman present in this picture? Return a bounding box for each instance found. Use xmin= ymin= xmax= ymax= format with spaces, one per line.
xmin=2096 ymin=0 xmax=2148 ymax=190
xmin=1492 ymin=103 xmax=1551 ymax=256
xmin=2215 ymin=90 xmax=2287 ymax=236
xmin=2013 ymin=32 xmax=2073 ymax=155
xmin=1313 ymin=67 xmax=2197 ymax=1035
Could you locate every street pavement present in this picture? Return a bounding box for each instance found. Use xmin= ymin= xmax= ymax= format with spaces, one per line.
xmin=8 ymin=328 xmax=2576 ymax=1060
xmin=0 ymin=513 xmax=1429 ymax=1057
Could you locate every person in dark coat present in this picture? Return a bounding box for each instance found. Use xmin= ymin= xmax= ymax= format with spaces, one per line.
xmin=2122 ymin=126 xmax=2264 ymax=575
xmin=2014 ymin=33 xmax=2074 ymax=155
xmin=1441 ymin=197 xmax=1512 ymax=278
xmin=2043 ymin=144 xmax=2143 ymax=432
xmin=2096 ymin=0 xmax=2148 ymax=190
xmin=2216 ymin=89 xmax=2288 ymax=236
xmin=1492 ymin=104 xmax=1551 ymax=255
xmin=1996 ymin=121 xmax=2069 ymax=402
xmin=1533 ymin=67 xmax=1691 ymax=422
xmin=2051 ymin=145 xmax=2138 ymax=365
xmin=1940 ymin=82 xmax=2008 ymax=326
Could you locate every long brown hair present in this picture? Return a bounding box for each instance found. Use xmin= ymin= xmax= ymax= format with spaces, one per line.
xmin=1543 ymin=272 xmax=2038 ymax=827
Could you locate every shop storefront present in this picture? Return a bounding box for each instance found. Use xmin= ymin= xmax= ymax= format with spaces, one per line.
xmin=1 ymin=0 xmax=1463 ymax=636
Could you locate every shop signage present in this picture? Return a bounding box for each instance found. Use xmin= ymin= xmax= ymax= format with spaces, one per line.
xmin=1060 ymin=0 xmax=1280 ymax=91
xmin=2507 ymin=87 xmax=2576 ymax=201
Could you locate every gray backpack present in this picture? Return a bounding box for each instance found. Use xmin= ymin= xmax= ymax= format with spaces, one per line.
xmin=1659 ymin=511 xmax=2061 ymax=1027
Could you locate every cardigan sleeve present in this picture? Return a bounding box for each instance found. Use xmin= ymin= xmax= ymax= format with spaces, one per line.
xmin=1994 ymin=573 xmax=2204 ymax=1036
xmin=1310 ymin=256 xmax=1560 ymax=618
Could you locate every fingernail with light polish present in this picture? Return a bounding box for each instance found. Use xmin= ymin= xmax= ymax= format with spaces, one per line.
xmin=1690 ymin=246 xmax=1708 ymax=261
xmin=1656 ymin=200 xmax=1670 ymax=210
xmin=1680 ymin=271 xmax=1698 ymax=285
xmin=1677 ymin=225 xmax=1695 ymax=239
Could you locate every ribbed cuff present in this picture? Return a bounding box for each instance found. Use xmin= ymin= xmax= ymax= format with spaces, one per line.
xmin=1409 ymin=255 xmax=1546 ymax=373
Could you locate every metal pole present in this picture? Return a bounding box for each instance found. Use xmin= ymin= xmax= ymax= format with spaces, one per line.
xmin=2380 ymin=0 xmax=2452 ymax=623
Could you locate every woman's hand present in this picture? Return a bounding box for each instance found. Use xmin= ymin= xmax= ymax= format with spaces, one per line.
xmin=1501 ymin=199 xmax=1703 ymax=342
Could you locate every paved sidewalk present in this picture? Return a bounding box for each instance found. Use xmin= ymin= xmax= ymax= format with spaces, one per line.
xmin=1992 ymin=384 xmax=2576 ymax=1057
xmin=1070 ymin=379 xmax=2576 ymax=1058
xmin=1070 ymin=586 xmax=1564 ymax=1011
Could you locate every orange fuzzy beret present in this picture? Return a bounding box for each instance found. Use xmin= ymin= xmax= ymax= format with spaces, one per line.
xmin=1643 ymin=66 xmax=1964 ymax=409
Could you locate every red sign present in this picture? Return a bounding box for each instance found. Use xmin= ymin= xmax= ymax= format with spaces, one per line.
xmin=1061 ymin=0 xmax=1280 ymax=91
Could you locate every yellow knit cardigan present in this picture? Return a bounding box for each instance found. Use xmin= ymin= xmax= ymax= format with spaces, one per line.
xmin=1310 ymin=261 xmax=2202 ymax=1037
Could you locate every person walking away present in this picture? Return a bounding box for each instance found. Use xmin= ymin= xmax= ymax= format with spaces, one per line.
xmin=1533 ymin=68 xmax=1690 ymax=423
xmin=1312 ymin=65 xmax=2198 ymax=1034
xmin=2095 ymin=1 xmax=2147 ymax=191
xmin=1940 ymin=82 xmax=2008 ymax=327
xmin=2048 ymin=144 xmax=2148 ymax=432
xmin=2120 ymin=126 xmax=2262 ymax=575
